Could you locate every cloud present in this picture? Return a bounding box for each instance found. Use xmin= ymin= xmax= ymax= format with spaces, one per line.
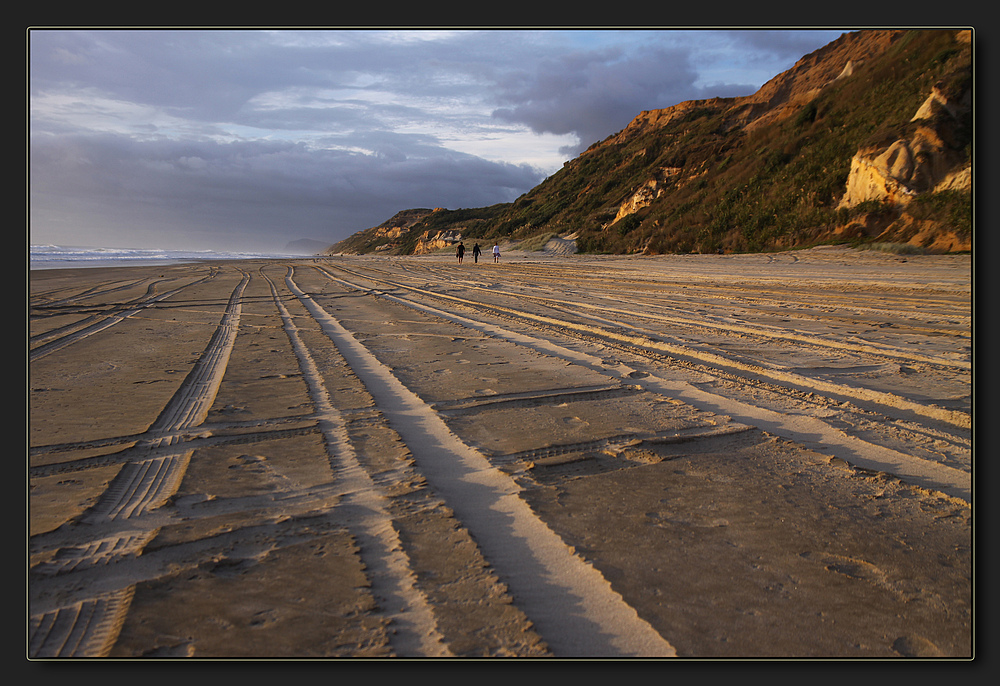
xmin=29 ymin=28 xmax=846 ymax=252
xmin=490 ymin=44 xmax=705 ymax=155
xmin=30 ymin=131 xmax=543 ymax=251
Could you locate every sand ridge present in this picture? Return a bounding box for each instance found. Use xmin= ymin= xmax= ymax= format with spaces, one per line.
xmin=29 ymin=247 xmax=972 ymax=659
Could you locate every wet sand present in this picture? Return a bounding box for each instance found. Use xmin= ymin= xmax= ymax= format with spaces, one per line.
xmin=29 ymin=246 xmax=972 ymax=659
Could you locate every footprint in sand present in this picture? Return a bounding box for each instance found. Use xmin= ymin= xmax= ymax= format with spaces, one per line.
xmin=562 ymin=416 xmax=589 ymax=429
xmin=800 ymin=552 xmax=888 ymax=585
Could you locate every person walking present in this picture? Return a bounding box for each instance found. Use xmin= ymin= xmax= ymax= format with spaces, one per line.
xmin=456 ymin=242 xmax=465 ymax=264
xmin=492 ymin=243 xmax=500 ymax=263
xmin=472 ymin=243 xmax=482 ymax=263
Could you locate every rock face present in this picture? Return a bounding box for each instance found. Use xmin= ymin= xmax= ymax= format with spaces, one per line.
xmin=413 ymin=229 xmax=463 ymax=255
xmin=838 ymin=85 xmax=972 ymax=209
xmin=611 ymin=168 xmax=682 ymax=225
xmin=613 ymin=180 xmax=662 ymax=225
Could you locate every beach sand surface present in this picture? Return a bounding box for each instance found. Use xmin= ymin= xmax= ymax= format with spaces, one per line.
xmin=29 ymin=247 xmax=972 ymax=659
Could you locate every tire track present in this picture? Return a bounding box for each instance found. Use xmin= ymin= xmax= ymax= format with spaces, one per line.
xmin=265 ymin=267 xmax=451 ymax=658
xmin=460 ymin=283 xmax=970 ymax=370
xmin=285 ymin=267 xmax=676 ymax=657
xmin=368 ymin=262 xmax=969 ymax=370
xmin=490 ymin=423 xmax=755 ymax=471
xmin=328 ymin=259 xmax=969 ymax=354
xmin=29 ymin=272 xmax=218 ymax=362
xmin=311 ymin=263 xmax=970 ymax=503
xmin=29 ymin=256 xmax=971 ymax=658
xmin=30 ymin=275 xmax=158 ymax=308
xmin=319 ymin=263 xmax=970 ymax=430
xmin=29 ymin=272 xmax=248 ymax=658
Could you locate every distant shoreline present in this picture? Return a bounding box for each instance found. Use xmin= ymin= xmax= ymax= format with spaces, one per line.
xmin=29 ymin=244 xmax=320 ymax=271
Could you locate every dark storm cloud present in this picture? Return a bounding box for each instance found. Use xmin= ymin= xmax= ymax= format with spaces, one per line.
xmin=29 ymin=28 xmax=846 ymax=252
xmin=490 ymin=44 xmax=706 ymax=155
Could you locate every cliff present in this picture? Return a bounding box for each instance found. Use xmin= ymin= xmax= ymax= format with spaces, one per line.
xmin=328 ymin=29 xmax=972 ymax=256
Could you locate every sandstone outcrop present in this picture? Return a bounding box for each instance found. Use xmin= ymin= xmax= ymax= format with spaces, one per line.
xmin=831 ymin=40 xmax=972 ymax=254
xmin=838 ymin=80 xmax=971 ymax=210
xmin=610 ymin=167 xmax=683 ymax=225
xmin=412 ymin=229 xmax=463 ymax=255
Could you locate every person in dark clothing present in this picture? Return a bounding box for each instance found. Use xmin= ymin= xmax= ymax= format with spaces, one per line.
xmin=472 ymin=243 xmax=482 ymax=263
xmin=456 ymin=242 xmax=465 ymax=263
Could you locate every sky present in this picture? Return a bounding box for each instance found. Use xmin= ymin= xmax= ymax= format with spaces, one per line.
xmin=29 ymin=27 xmax=849 ymax=253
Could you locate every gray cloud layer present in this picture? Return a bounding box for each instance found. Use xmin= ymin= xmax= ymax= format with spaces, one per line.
xmin=29 ymin=28 xmax=845 ymax=252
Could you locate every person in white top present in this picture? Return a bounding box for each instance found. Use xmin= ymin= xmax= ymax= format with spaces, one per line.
xmin=492 ymin=243 xmax=500 ymax=263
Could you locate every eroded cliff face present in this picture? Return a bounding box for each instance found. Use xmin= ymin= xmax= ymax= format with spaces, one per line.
xmin=609 ymin=168 xmax=683 ymax=225
xmin=833 ymin=35 xmax=972 ymax=253
xmin=607 ymin=29 xmax=971 ymax=251
xmin=606 ymin=30 xmax=921 ymax=228
xmin=412 ymin=229 xmax=462 ymax=255
xmin=838 ymin=84 xmax=972 ymax=209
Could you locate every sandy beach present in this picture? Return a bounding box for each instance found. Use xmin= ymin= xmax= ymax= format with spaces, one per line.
xmin=29 ymin=246 xmax=972 ymax=659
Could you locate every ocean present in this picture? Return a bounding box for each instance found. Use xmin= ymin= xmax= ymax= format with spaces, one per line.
xmin=29 ymin=244 xmax=312 ymax=270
